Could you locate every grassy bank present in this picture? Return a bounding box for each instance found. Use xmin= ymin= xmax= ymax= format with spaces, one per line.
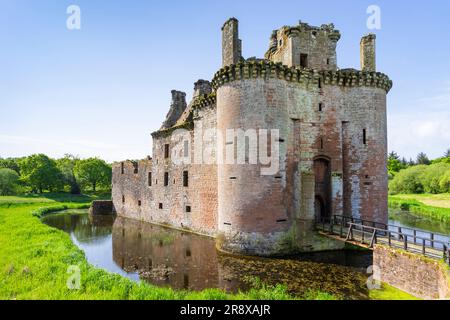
xmin=389 ymin=194 xmax=450 ymax=223
xmin=0 ymin=194 xmax=326 ymax=300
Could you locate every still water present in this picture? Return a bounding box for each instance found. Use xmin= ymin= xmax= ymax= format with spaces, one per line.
xmin=42 ymin=209 xmax=448 ymax=299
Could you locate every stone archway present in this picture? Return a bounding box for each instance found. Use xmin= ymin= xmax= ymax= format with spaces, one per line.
xmin=314 ymin=158 xmax=332 ymax=221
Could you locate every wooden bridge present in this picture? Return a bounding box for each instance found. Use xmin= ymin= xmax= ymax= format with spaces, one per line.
xmin=316 ymin=215 xmax=450 ymax=265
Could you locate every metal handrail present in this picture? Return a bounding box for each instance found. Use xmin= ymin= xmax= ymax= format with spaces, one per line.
xmin=327 ymin=215 xmax=450 ymax=240
xmin=316 ymin=215 xmax=450 ymax=265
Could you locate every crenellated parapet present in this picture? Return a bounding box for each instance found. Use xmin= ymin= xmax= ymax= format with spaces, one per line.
xmin=191 ymin=92 xmax=217 ymax=111
xmin=211 ymin=60 xmax=393 ymax=92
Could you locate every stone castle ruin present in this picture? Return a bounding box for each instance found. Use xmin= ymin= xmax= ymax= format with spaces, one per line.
xmin=112 ymin=18 xmax=392 ymax=256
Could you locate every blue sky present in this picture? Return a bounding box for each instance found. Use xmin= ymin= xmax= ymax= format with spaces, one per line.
xmin=0 ymin=0 xmax=449 ymax=162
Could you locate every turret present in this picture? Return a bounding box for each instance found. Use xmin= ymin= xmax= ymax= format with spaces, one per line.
xmin=222 ymin=18 xmax=242 ymax=67
xmin=265 ymin=21 xmax=341 ymax=70
xmin=193 ymin=80 xmax=212 ymax=98
xmin=360 ymin=34 xmax=376 ymax=72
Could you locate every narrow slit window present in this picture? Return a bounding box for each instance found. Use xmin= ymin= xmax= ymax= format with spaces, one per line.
xmin=133 ymin=163 xmax=138 ymax=174
xmin=159 ymin=203 xmax=163 ymax=210
xmin=183 ymin=171 xmax=189 ymax=187
xmin=164 ymin=172 xmax=169 ymax=186
xmin=318 ymin=78 xmax=322 ymax=89
xmin=138 ymin=200 xmax=142 ymax=207
xmin=319 ymin=103 xmax=323 ymax=112
xmin=186 ymin=206 xmax=191 ymax=213
xmin=320 ymin=138 xmax=324 ymax=149
xmin=148 ymin=172 xmax=152 ymax=187
xmin=363 ymin=129 xmax=367 ymax=145
xmin=164 ymin=144 xmax=170 ymax=159
xmin=183 ymin=140 xmax=189 ymax=158
xmin=122 ymin=195 xmax=125 ymax=204
xmin=121 ymin=162 xmax=124 ymax=174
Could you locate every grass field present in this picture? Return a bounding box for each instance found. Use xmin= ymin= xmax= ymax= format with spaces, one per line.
xmin=389 ymin=194 xmax=450 ymax=223
xmin=0 ymin=193 xmax=417 ymax=300
xmin=389 ymin=194 xmax=450 ymax=209
xmin=0 ymin=194 xmax=321 ymax=300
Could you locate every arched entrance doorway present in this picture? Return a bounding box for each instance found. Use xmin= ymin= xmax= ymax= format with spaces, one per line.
xmin=314 ymin=158 xmax=332 ymax=221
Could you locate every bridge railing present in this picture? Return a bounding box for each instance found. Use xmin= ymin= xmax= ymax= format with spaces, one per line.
xmin=316 ymin=215 xmax=450 ymax=265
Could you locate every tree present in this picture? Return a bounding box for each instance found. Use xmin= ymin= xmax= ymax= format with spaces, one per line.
xmin=387 ymin=151 xmax=406 ymax=177
xmin=74 ymin=158 xmax=111 ymax=192
xmin=56 ymin=154 xmax=81 ymax=194
xmin=439 ymin=170 xmax=450 ymax=193
xmin=389 ymin=165 xmax=428 ymax=195
xmin=19 ymin=154 xmax=64 ymax=193
xmin=445 ymin=149 xmax=450 ymax=158
xmin=421 ymin=163 xmax=450 ymax=194
xmin=416 ymin=152 xmax=431 ymax=165
xmin=0 ymin=168 xmax=20 ymax=195
xmin=0 ymin=158 xmax=21 ymax=175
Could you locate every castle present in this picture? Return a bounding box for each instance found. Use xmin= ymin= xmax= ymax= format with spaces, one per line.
xmin=112 ymin=18 xmax=392 ymax=256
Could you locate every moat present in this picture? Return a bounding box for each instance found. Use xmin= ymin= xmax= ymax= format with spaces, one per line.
xmin=42 ymin=209 xmax=450 ymax=300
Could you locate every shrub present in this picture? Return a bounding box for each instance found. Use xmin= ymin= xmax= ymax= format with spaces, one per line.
xmin=421 ymin=163 xmax=450 ymax=194
xmin=389 ymin=165 xmax=427 ymax=195
xmin=0 ymin=168 xmax=20 ymax=196
xmin=439 ymin=170 xmax=450 ymax=193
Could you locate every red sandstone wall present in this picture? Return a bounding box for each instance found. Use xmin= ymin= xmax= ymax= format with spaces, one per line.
xmin=112 ymin=105 xmax=218 ymax=237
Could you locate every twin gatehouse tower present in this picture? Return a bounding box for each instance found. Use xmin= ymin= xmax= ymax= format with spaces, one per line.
xmin=112 ymin=18 xmax=392 ymax=256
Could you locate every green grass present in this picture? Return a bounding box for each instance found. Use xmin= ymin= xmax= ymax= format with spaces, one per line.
xmin=369 ymin=284 xmax=420 ymax=300
xmin=389 ymin=195 xmax=450 ymax=223
xmin=0 ymin=194 xmax=333 ymax=300
xmin=0 ymin=192 xmax=111 ymax=206
xmin=390 ymin=193 xmax=450 ymax=209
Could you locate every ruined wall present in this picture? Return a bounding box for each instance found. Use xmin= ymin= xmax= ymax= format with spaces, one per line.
xmin=161 ymin=91 xmax=187 ymax=129
xmin=374 ymin=245 xmax=450 ymax=300
xmin=222 ymin=18 xmax=242 ymax=67
xmin=266 ymin=23 xmax=340 ymax=70
xmin=112 ymin=101 xmax=218 ymax=237
xmin=361 ymin=34 xmax=376 ymax=72
xmin=112 ymin=159 xmax=153 ymax=221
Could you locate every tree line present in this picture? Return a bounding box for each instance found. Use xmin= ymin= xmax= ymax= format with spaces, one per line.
xmin=0 ymin=154 xmax=111 ymax=196
xmin=388 ymin=149 xmax=450 ymax=195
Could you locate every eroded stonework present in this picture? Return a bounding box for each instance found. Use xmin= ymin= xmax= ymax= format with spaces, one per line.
xmin=112 ymin=18 xmax=392 ymax=256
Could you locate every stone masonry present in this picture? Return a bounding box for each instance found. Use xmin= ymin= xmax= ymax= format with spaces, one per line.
xmin=112 ymin=18 xmax=392 ymax=256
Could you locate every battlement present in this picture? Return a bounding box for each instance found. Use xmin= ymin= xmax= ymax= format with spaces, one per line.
xmin=211 ymin=60 xmax=392 ymax=92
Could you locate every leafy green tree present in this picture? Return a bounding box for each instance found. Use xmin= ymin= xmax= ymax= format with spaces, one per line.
xmin=439 ymin=170 xmax=450 ymax=193
xmin=416 ymin=152 xmax=431 ymax=165
xmin=387 ymin=151 xmax=406 ymax=178
xmin=421 ymin=163 xmax=450 ymax=194
xmin=56 ymin=154 xmax=81 ymax=194
xmin=0 ymin=168 xmax=20 ymax=195
xmin=19 ymin=154 xmax=64 ymax=193
xmin=74 ymin=158 xmax=111 ymax=192
xmin=389 ymin=165 xmax=428 ymax=195
xmin=445 ymin=149 xmax=450 ymax=158
xmin=0 ymin=158 xmax=21 ymax=175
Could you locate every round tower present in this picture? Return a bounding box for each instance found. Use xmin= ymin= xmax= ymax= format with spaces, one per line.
xmin=215 ymin=65 xmax=292 ymax=256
